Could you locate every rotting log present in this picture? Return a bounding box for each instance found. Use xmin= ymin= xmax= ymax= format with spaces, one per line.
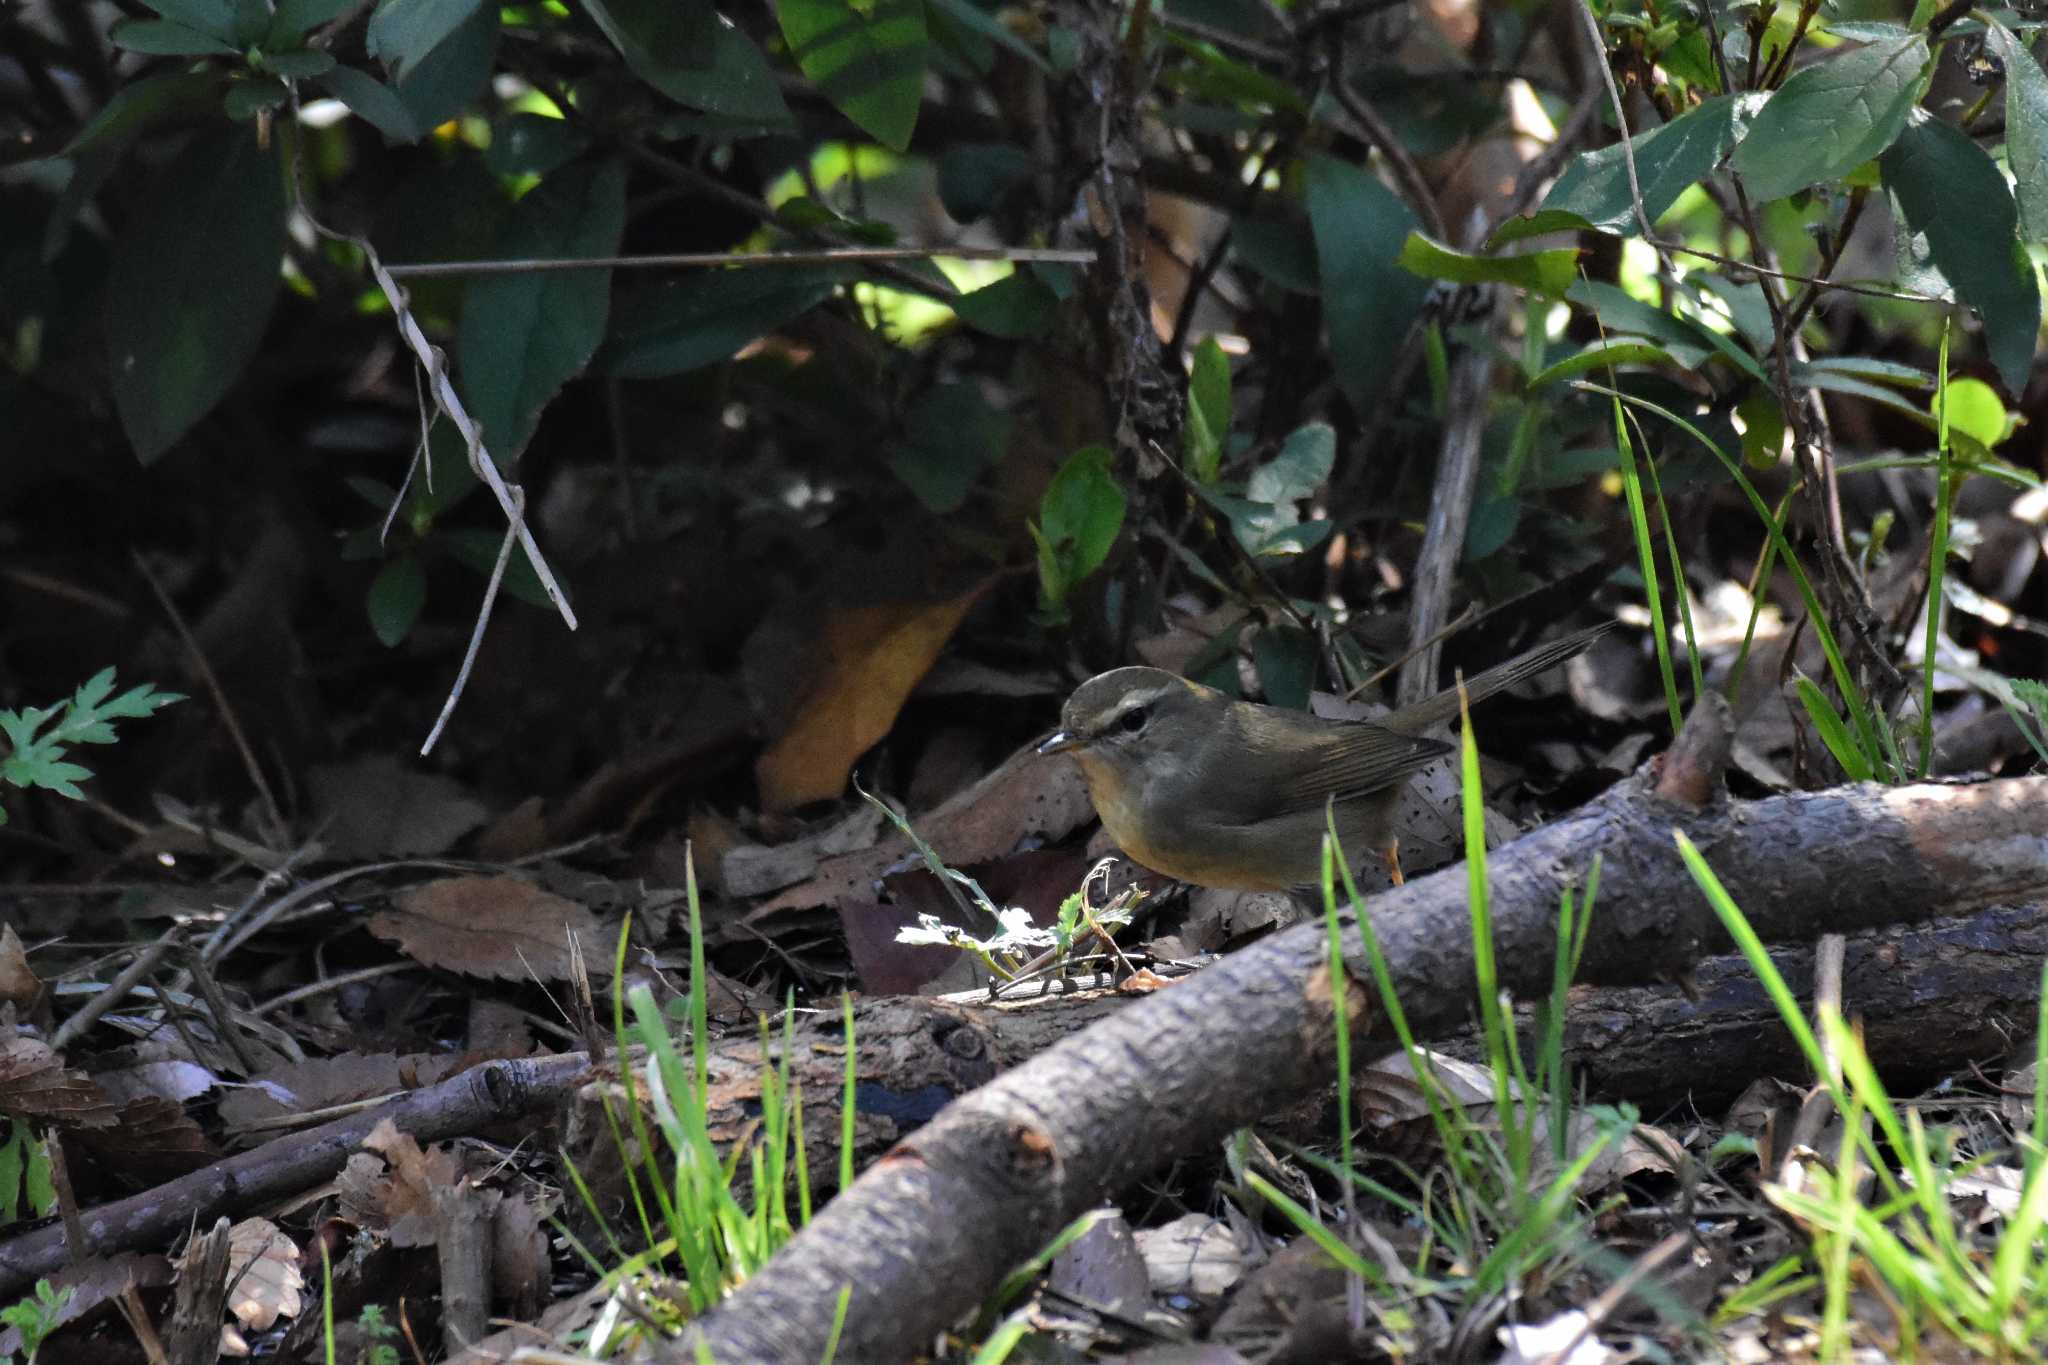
xmin=675 ymin=697 xmax=2048 ymax=1364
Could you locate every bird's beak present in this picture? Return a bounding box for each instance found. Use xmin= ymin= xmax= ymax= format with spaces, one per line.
xmin=1038 ymin=730 xmax=1079 ymax=756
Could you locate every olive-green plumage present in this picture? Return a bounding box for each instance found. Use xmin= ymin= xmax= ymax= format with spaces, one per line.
xmin=1039 ymin=624 xmax=1611 ymax=891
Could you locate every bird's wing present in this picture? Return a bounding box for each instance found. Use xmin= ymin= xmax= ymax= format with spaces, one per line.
xmin=1216 ymin=707 xmax=1452 ymax=821
xmin=1268 ymin=722 xmax=1452 ymax=813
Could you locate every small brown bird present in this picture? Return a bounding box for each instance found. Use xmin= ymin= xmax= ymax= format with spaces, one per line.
xmin=1038 ymin=624 xmax=1612 ymax=891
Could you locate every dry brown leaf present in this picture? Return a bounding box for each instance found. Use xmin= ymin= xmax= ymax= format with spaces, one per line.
xmin=755 ymin=582 xmax=992 ymax=812
xmin=747 ymin=737 xmax=1095 ymax=918
xmin=224 ymin=1219 xmax=303 ymax=1331
xmin=308 ymin=755 xmax=492 ymax=857
xmin=0 ymin=924 xmax=41 ymax=1007
xmin=1357 ymin=1048 xmax=1681 ymax=1188
xmin=72 ymin=1096 xmax=216 ymax=1179
xmin=353 ymin=1115 xmax=466 ymax=1246
xmin=0 ymin=1035 xmax=118 ymax=1127
xmin=1134 ymin=1213 xmax=1254 ymax=1298
xmin=370 ymin=875 xmax=604 ymax=981
xmin=492 ymin=1190 xmax=550 ymax=1319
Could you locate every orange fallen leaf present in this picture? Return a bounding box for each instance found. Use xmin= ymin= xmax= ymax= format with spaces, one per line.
xmin=756 ymin=581 xmax=992 ymax=812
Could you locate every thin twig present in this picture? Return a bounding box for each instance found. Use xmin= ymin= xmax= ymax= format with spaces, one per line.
xmin=421 ymin=485 xmax=524 ymax=756
xmin=1325 ymin=37 xmax=1449 ymax=242
xmin=382 ymin=245 xmax=1097 ymax=279
xmin=1573 ymin=0 xmax=1673 ymax=274
xmin=130 ymin=551 xmax=287 ymax=842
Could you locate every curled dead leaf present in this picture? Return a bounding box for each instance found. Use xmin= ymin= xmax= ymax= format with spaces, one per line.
xmin=756 ymin=582 xmax=993 ymax=813
xmin=224 ymin=1219 xmax=303 ymax=1331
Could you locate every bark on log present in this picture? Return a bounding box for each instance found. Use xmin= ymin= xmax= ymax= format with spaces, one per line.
xmin=678 ymin=718 xmax=2048 ymax=1362
xmin=0 ymin=1052 xmax=597 ymax=1296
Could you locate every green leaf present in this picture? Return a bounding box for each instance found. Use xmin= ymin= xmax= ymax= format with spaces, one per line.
xmin=269 ymin=0 xmax=357 ymax=43
xmin=935 ymin=142 xmax=1034 ymax=223
xmin=1881 ymin=111 xmax=2041 ymax=393
xmin=1514 ymin=94 xmax=1739 ymax=239
xmin=924 ymin=0 xmax=1047 ymax=73
xmin=1936 ymin=376 xmax=2009 ymax=449
xmin=1730 ymin=34 xmax=1927 ymax=203
xmin=1488 ymin=208 xmax=1604 ymax=246
xmin=1034 ymin=445 xmax=1126 ymax=616
xmin=1526 ymin=341 xmax=1678 ymax=389
xmin=1792 ymin=356 xmax=1932 ymax=390
xmin=887 ymin=381 xmax=1012 ymax=512
xmin=367 ymin=553 xmax=427 ymax=647
xmin=58 ymin=70 xmax=226 ymax=159
xmin=1186 ymin=336 xmax=1232 ymax=484
xmin=485 ymin=111 xmax=589 ymax=176
xmin=367 ymin=0 xmax=485 ymax=81
xmin=109 ymin=19 xmax=238 ymax=56
xmin=1248 ymin=422 xmax=1335 ymax=507
xmin=1566 ymin=279 xmax=1730 ymax=370
xmin=1212 ymin=422 xmax=1337 ymax=555
xmin=141 ymin=0 xmax=238 ymax=39
xmin=1231 ymin=213 xmax=1318 ymax=294
xmin=952 ymin=269 xmax=1058 ymax=339
xmin=392 ymin=2 xmax=498 ymax=132
xmin=1397 ymin=233 xmax=1579 ymax=295
xmin=457 ymin=159 xmax=627 ymax=462
xmin=1251 ymin=626 xmax=1317 ymax=710
xmin=1305 ymin=154 xmax=1428 ymax=414
xmin=261 ymin=49 xmax=337 ymax=78
xmin=105 ymin=124 xmax=284 ymax=463
xmin=441 ymin=529 xmax=555 ymax=609
xmin=585 ymin=0 xmax=790 ymax=123
xmin=600 ymin=264 xmax=848 ymax=377
xmin=1736 ymin=390 xmax=1786 ymax=470
xmin=1987 ymin=21 xmax=2048 ymax=243
xmin=1465 ymin=493 xmax=1518 ymax=558
xmin=223 ymin=80 xmax=289 ymax=120
xmin=778 ymin=0 xmax=927 ymax=151
xmin=316 ymin=64 xmax=423 ymax=143
xmin=1160 ymin=29 xmax=1308 ymax=113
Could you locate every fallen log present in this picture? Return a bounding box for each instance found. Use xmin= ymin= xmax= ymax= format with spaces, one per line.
xmin=677 ymin=699 xmax=2048 ymax=1363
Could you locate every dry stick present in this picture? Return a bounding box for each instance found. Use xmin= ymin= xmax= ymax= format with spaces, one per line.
xmin=421 ymin=484 xmax=523 ymax=755
xmin=48 ymin=929 xmax=183 ymax=1053
xmin=281 ymin=101 xmax=578 ymax=752
xmin=1397 ymin=301 xmax=1500 ymax=707
xmin=680 ymin=719 xmax=2048 ymax=1361
xmin=129 ymin=551 xmax=286 ymax=843
xmin=248 ymin=961 xmax=412 ymax=1019
xmin=0 ymin=1052 xmax=597 ymax=1296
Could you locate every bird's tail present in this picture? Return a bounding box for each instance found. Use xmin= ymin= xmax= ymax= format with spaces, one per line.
xmin=1388 ymin=621 xmax=1617 ymax=734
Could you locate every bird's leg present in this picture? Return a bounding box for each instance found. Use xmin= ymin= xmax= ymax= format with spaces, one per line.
xmin=1381 ymin=837 xmax=1404 ymax=887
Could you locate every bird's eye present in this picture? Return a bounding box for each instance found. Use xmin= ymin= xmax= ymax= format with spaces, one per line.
xmin=1119 ymin=705 xmax=1149 ymax=734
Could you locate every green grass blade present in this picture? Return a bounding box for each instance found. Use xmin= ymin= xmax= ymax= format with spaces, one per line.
xmin=1795 ymin=676 xmax=1875 ymax=781
xmin=1321 ymin=830 xmax=1356 ymax=1186
xmin=1920 ymin=322 xmax=1953 ymax=778
xmin=1578 ymin=382 xmax=1881 ymax=761
xmin=841 ymin=991 xmax=858 ymax=1195
xmin=1245 ymin=1169 xmax=1383 ymax=1284
xmin=1609 ymin=389 xmax=1683 ymax=731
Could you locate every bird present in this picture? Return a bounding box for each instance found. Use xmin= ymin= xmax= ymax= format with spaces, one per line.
xmin=1037 ymin=623 xmax=1612 ymax=891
